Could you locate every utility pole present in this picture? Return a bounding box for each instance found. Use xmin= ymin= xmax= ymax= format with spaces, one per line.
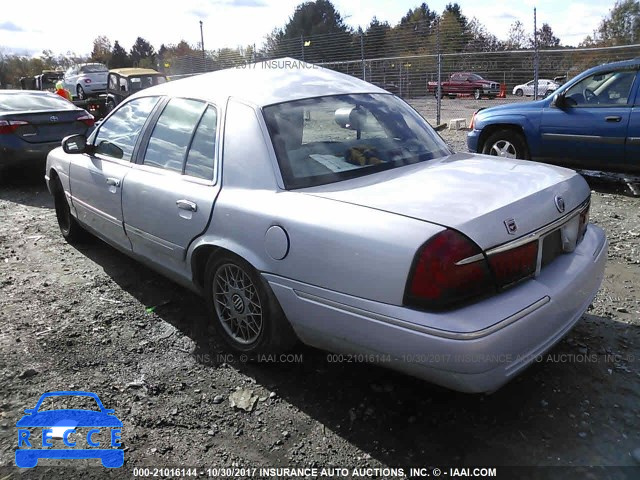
xmin=436 ymin=19 xmax=442 ymax=125
xmin=360 ymin=33 xmax=365 ymax=80
xmin=200 ymin=20 xmax=205 ymax=70
xmin=533 ymin=8 xmax=539 ymax=99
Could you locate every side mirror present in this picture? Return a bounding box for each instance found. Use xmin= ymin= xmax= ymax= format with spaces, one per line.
xmin=62 ymin=134 xmax=90 ymax=154
xmin=551 ymin=93 xmax=565 ymax=108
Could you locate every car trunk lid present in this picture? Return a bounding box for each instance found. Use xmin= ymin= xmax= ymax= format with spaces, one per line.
xmin=1 ymin=110 xmax=89 ymax=143
xmin=302 ymin=152 xmax=590 ymax=250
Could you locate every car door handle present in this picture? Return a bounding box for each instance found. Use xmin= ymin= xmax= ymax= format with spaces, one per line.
xmin=105 ymin=177 xmax=120 ymax=187
xmin=605 ymin=116 xmax=622 ymax=122
xmin=176 ymin=199 xmax=198 ymax=212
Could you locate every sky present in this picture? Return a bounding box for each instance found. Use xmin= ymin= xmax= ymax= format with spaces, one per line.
xmin=1 ymin=0 xmax=617 ymax=57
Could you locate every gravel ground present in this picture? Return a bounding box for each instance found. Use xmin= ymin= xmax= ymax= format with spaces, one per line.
xmin=1 ymin=153 xmax=639 ymax=479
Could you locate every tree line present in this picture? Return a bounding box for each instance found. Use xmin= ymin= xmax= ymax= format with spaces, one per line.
xmin=0 ymin=0 xmax=636 ymax=88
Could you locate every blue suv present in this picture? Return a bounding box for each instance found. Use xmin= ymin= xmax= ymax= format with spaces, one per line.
xmin=467 ymin=59 xmax=640 ymax=174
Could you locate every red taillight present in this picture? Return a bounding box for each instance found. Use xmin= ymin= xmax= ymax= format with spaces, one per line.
xmin=0 ymin=119 xmax=29 ymax=134
xmin=487 ymin=241 xmax=538 ymax=288
xmin=77 ymin=114 xmax=95 ymax=127
xmin=405 ymin=229 xmax=494 ymax=310
xmin=84 ymin=78 xmax=92 ymax=84
xmin=469 ymin=112 xmax=476 ymax=130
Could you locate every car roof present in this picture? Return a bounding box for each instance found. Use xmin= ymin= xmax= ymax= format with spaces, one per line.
xmin=110 ymin=68 xmax=163 ymax=77
xmin=131 ymin=57 xmax=386 ymax=107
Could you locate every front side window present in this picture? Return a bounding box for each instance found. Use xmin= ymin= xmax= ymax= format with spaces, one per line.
xmin=564 ymin=69 xmax=637 ymax=106
xmin=263 ymin=93 xmax=451 ymax=189
xmin=142 ymin=98 xmax=207 ymax=173
xmin=94 ymin=96 xmax=160 ymax=160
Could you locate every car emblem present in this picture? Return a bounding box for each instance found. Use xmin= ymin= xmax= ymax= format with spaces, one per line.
xmin=504 ymin=218 xmax=518 ymax=235
xmin=49 ymin=115 xmax=58 ymax=122
xmin=554 ymin=195 xmax=565 ymax=213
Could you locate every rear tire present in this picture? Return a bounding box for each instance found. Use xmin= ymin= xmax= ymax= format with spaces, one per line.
xmin=106 ymin=99 xmax=116 ymax=113
xmin=204 ymin=252 xmax=297 ymax=355
xmin=474 ymin=89 xmax=482 ymax=100
xmin=481 ymin=130 xmax=529 ymax=160
xmin=53 ymin=179 xmax=86 ymax=243
xmin=515 ymin=89 xmax=524 ymax=96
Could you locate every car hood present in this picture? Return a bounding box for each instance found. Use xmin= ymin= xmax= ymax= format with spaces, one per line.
xmin=16 ymin=409 xmax=122 ymax=427
xmin=478 ymin=97 xmax=549 ymax=116
xmin=303 ymin=153 xmax=590 ymax=250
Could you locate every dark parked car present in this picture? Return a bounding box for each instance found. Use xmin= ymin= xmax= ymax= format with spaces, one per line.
xmin=467 ymin=59 xmax=640 ymax=173
xmin=106 ymin=68 xmax=168 ymax=112
xmin=0 ymin=90 xmax=94 ymax=177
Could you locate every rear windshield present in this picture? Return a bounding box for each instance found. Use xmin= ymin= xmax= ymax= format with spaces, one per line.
xmin=263 ymin=93 xmax=451 ymax=189
xmin=129 ymin=75 xmax=167 ymax=91
xmin=80 ymin=64 xmax=107 ymax=73
xmin=0 ymin=93 xmax=77 ymax=111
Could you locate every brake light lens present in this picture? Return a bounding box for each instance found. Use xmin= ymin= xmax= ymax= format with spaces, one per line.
xmin=0 ymin=119 xmax=29 ymax=134
xmin=469 ymin=112 xmax=476 ymax=130
xmin=405 ymin=229 xmax=494 ymax=310
xmin=77 ymin=114 xmax=95 ymax=127
xmin=487 ymin=241 xmax=538 ymax=288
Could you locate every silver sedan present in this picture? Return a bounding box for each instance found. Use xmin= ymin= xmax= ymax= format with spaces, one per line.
xmin=45 ymin=58 xmax=607 ymax=393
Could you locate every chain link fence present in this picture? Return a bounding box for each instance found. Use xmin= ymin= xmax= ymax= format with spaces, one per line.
xmin=160 ymin=27 xmax=640 ymax=127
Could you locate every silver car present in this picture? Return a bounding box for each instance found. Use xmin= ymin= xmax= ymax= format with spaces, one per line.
xmin=63 ymin=63 xmax=108 ymax=100
xmin=45 ymin=59 xmax=607 ymax=393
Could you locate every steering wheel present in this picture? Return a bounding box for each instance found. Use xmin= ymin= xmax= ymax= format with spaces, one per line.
xmin=583 ymin=87 xmax=597 ymax=104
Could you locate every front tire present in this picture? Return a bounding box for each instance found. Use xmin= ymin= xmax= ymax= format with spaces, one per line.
xmin=77 ymin=85 xmax=86 ymax=100
xmin=204 ymin=252 xmax=297 ymax=354
xmin=481 ymin=130 xmax=529 ymax=160
xmin=53 ymin=179 xmax=85 ymax=242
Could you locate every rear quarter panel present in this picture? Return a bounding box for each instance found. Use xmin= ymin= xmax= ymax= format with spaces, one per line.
xmin=192 ymin=188 xmax=443 ymax=305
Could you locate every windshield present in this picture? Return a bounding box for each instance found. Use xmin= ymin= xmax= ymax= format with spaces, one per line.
xmin=80 ymin=64 xmax=107 ymax=73
xmin=263 ymin=93 xmax=451 ymax=189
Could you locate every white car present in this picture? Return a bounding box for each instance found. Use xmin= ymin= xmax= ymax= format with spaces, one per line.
xmin=513 ymin=79 xmax=559 ymax=97
xmin=45 ymin=58 xmax=607 ymax=393
xmin=63 ymin=63 xmax=108 ymax=100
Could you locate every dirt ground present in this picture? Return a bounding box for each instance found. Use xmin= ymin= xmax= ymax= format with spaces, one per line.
xmin=0 ymin=158 xmax=639 ymax=480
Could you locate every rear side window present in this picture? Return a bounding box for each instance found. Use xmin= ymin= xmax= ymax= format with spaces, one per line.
xmin=184 ymin=106 xmax=217 ymax=180
xmin=0 ymin=93 xmax=77 ymax=111
xmin=94 ymin=96 xmax=160 ymax=161
xmin=142 ymin=98 xmax=207 ymax=172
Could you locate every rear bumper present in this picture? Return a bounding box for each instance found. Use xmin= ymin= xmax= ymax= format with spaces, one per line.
xmin=0 ymin=140 xmax=61 ymax=170
xmin=266 ymin=225 xmax=607 ymax=393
